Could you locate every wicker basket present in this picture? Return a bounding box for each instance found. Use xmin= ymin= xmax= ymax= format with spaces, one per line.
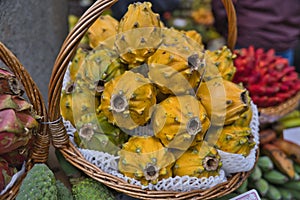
xmin=48 ymin=0 xmax=255 ymax=199
xmin=0 ymin=42 xmax=49 ymax=200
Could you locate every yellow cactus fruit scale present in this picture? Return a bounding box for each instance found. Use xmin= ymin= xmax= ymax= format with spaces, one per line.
xmin=173 ymin=141 xmax=222 ymax=178
xmin=153 ymin=95 xmax=210 ymax=150
xmin=115 ymin=2 xmax=162 ymax=65
xmin=206 ymin=46 xmax=237 ymax=81
xmin=232 ymin=105 xmax=253 ymax=127
xmin=118 ymin=136 xmax=175 ymax=185
xmin=147 ymin=28 xmax=205 ymax=95
xmin=60 ymin=82 xmax=100 ymax=127
xmin=87 ymin=15 xmax=119 ymax=49
xmin=182 ymin=30 xmax=203 ymax=45
xmin=206 ymin=126 xmax=256 ymax=157
xmin=69 ymin=48 xmax=87 ymax=81
xmin=75 ymin=48 xmax=126 ymax=89
xmin=196 ymin=78 xmax=251 ymax=126
xmin=73 ymin=112 xmax=128 ymax=155
xmin=99 ymin=71 xmax=156 ymax=130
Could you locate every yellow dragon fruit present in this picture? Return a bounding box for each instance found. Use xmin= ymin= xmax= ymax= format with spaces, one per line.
xmin=87 ymin=15 xmax=119 ymax=49
xmin=173 ymin=141 xmax=222 ymax=178
xmin=73 ymin=112 xmax=128 ymax=155
xmin=147 ymin=28 xmax=205 ymax=95
xmin=114 ymin=2 xmax=163 ymax=65
xmin=152 ymin=95 xmax=210 ymax=150
xmin=99 ymin=71 xmax=156 ymax=130
xmin=182 ymin=30 xmax=203 ymax=45
xmin=196 ymin=78 xmax=251 ymax=126
xmin=60 ymin=82 xmax=100 ymax=126
xmin=69 ymin=48 xmax=87 ymax=81
xmin=206 ymin=46 xmax=237 ymax=81
xmin=118 ymin=136 xmax=175 ymax=185
xmin=232 ymin=105 xmax=253 ymax=127
xmin=74 ymin=48 xmax=127 ymax=93
xmin=206 ymin=126 xmax=255 ymax=157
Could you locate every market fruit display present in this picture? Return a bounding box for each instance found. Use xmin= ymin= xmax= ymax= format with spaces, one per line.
xmin=233 ymin=46 xmax=300 ymax=108
xmin=0 ymin=68 xmax=39 ymax=192
xmin=60 ymin=1 xmax=257 ymax=190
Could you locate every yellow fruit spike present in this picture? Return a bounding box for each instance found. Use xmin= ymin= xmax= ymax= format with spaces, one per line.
xmin=87 ymin=15 xmax=119 ymax=49
xmin=153 ymin=95 xmax=210 ymax=150
xmin=118 ymin=136 xmax=175 ymax=185
xmin=183 ymin=30 xmax=203 ymax=45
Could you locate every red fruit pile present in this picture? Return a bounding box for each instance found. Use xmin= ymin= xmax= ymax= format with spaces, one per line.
xmin=0 ymin=68 xmax=39 ymax=192
xmin=233 ymin=46 xmax=300 ymax=108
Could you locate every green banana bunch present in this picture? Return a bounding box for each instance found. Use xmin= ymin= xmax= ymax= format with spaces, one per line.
xmin=235 ymin=154 xmax=300 ymax=200
xmin=278 ymin=109 xmax=300 ymax=129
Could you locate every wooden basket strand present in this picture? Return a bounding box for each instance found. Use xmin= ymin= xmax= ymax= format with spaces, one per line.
xmin=0 ymin=42 xmax=49 ymax=199
xmin=48 ymin=0 xmax=245 ymax=199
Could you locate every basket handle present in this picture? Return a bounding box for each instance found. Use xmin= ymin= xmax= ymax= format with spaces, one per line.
xmin=221 ymin=0 xmax=237 ymax=51
xmin=0 ymin=42 xmax=49 ymax=163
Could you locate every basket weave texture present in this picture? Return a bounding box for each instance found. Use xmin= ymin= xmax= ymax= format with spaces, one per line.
xmin=47 ymin=0 xmax=256 ymax=199
xmin=0 ymin=42 xmax=49 ymax=200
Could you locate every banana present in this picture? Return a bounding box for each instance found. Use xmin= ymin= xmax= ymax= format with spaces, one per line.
xmin=279 ymin=110 xmax=300 ymax=122
xmin=277 ymin=187 xmax=293 ymax=200
xmin=259 ymin=129 xmax=277 ymax=145
xmin=272 ymin=138 xmax=300 ymax=164
xmin=262 ymin=143 xmax=295 ymax=179
xmin=257 ymin=156 xmax=274 ymax=172
xmin=295 ymin=163 xmax=300 ymax=173
xmin=282 ymin=188 xmax=300 ymax=200
xmin=280 ymin=117 xmax=300 ymax=129
xmin=249 ymin=165 xmax=262 ymax=181
xmin=263 ymin=169 xmax=289 ymax=184
xmin=282 ymin=180 xmax=300 ymax=190
xmin=266 ymin=184 xmax=282 ymax=200
xmin=236 ymin=178 xmax=248 ymax=194
xmin=252 ymin=178 xmax=269 ymax=197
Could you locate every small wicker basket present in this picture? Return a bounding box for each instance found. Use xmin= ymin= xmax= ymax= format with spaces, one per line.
xmin=48 ymin=0 xmax=255 ymax=199
xmin=0 ymin=42 xmax=49 ymax=200
xmin=259 ymin=92 xmax=300 ymax=123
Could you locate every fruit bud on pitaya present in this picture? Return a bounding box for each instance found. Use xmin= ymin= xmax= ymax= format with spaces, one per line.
xmin=233 ymin=46 xmax=300 ymax=108
xmin=115 ymin=2 xmax=163 ymax=65
xmin=99 ymin=71 xmax=156 ymax=130
xmin=0 ymin=157 xmax=17 ymax=191
xmin=0 ymin=94 xmax=38 ymax=155
xmin=173 ymin=141 xmax=222 ymax=178
xmin=0 ymin=68 xmax=23 ymax=96
xmin=118 ymin=136 xmax=175 ymax=185
xmin=87 ymin=15 xmax=119 ymax=49
xmin=152 ymin=95 xmax=210 ymax=150
xmin=196 ymin=78 xmax=251 ymax=126
xmin=74 ymin=112 xmax=128 ymax=155
xmin=182 ymin=30 xmax=203 ymax=45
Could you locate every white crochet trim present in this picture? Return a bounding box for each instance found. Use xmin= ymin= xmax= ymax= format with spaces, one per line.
xmin=78 ymin=148 xmax=227 ymax=191
xmin=218 ymin=102 xmax=260 ymax=175
xmin=0 ymin=162 xmax=26 ymax=195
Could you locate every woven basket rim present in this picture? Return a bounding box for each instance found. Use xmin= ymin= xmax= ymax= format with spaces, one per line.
xmin=46 ymin=0 xmax=255 ymax=199
xmin=259 ymin=92 xmax=300 ymax=123
xmin=0 ymin=41 xmax=49 ymax=200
